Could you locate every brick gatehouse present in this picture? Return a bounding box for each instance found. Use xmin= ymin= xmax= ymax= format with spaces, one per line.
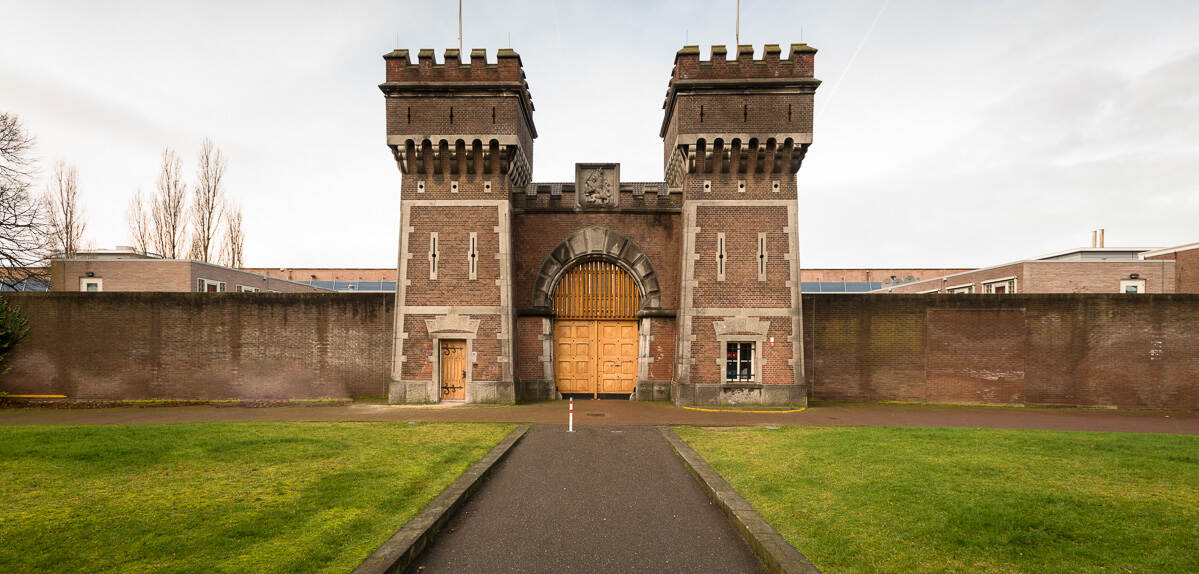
xmin=382 ymin=44 xmax=819 ymax=406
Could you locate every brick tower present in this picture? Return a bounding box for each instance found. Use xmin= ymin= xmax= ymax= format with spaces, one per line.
xmin=381 ymin=48 xmax=535 ymax=403
xmin=661 ymin=44 xmax=820 ymax=405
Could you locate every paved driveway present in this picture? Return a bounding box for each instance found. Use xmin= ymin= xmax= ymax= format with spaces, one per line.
xmin=2 ymin=400 xmax=1196 ymax=434
xmin=409 ymin=424 xmax=762 ymax=573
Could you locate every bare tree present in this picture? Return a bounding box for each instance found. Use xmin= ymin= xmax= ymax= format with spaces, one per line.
xmin=188 ymin=138 xmax=226 ymax=263
xmin=44 ymin=161 xmax=86 ymax=258
xmin=126 ymin=188 xmax=152 ymax=255
xmin=151 ymin=148 xmax=188 ymax=259
xmin=223 ymin=201 xmax=244 ymax=268
xmin=0 ymin=112 xmax=47 ymax=288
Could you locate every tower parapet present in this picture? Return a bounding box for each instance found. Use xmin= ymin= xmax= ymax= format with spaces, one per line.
xmin=381 ymin=48 xmax=535 ymax=192
xmin=660 ymin=44 xmax=819 ymax=189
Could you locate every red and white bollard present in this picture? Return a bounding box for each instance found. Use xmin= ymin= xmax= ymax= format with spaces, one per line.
xmin=568 ymin=397 xmax=574 ymax=432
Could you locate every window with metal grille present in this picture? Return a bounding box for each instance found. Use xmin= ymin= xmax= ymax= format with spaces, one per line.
xmin=726 ymin=342 xmax=755 ymax=382
xmin=553 ymin=261 xmax=639 ymax=319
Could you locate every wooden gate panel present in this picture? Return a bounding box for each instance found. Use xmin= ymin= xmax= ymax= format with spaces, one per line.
xmin=598 ymin=320 xmax=638 ymax=394
xmin=554 ymin=321 xmax=596 ymax=395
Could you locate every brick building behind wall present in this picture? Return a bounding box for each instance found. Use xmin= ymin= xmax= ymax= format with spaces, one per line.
xmin=382 ymin=44 xmax=818 ymax=406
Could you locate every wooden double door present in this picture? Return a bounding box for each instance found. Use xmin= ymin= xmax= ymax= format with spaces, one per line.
xmin=554 ymin=320 xmax=638 ymax=397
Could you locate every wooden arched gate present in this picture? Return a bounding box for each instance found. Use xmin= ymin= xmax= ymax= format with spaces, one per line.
xmin=553 ymin=261 xmax=639 ymax=398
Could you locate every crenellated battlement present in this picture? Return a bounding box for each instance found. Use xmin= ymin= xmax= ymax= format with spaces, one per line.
xmin=381 ymin=47 xmax=537 ymax=185
xmin=383 ymin=48 xmax=531 ymax=102
xmin=667 ymin=44 xmax=816 ymax=85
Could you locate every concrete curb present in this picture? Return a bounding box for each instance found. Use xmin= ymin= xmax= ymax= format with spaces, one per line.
xmin=659 ymin=426 xmax=822 ymax=574
xmin=352 ymin=425 xmax=530 ymax=574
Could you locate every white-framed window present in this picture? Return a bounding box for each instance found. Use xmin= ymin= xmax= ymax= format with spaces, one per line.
xmin=725 ymin=341 xmax=755 ymax=382
xmin=235 ymin=285 xmax=261 ymax=293
xmin=1119 ymin=279 xmax=1146 ymax=294
xmin=197 ymin=278 xmax=226 ymax=292
xmin=946 ymin=283 xmax=974 ymax=294
xmin=982 ymin=277 xmax=1017 ymax=294
xmin=80 ymin=278 xmax=102 ymax=292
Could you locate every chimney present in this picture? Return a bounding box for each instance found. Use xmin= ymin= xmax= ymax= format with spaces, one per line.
xmin=1091 ymin=230 xmax=1097 ymax=248
xmin=1100 ymin=228 xmax=1105 ymax=248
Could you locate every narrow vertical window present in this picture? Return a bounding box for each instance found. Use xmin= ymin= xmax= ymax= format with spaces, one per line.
xmin=492 ymin=106 xmax=496 ymax=123
xmin=787 ymin=103 xmax=792 ymax=123
xmin=407 ymin=106 xmax=411 ymax=124
xmin=449 ymin=107 xmax=454 ymax=124
xmin=757 ymin=232 xmax=767 ymax=281
xmin=717 ymin=233 xmax=727 ymax=282
xmin=699 ymin=105 xmax=704 ymax=123
xmin=429 ymin=232 xmax=439 ymax=280
xmin=743 ymin=103 xmax=748 ymax=122
xmin=468 ymin=232 xmax=478 ymax=280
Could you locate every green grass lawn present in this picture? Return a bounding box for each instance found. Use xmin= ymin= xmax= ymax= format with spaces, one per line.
xmin=676 ymin=425 xmax=1199 ymax=574
xmin=0 ymin=422 xmax=514 ymax=573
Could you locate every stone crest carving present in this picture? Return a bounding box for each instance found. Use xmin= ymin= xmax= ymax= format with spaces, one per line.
xmin=575 ymin=163 xmax=620 ymax=208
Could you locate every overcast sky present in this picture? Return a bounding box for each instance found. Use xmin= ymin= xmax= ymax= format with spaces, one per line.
xmin=2 ymin=1 xmax=1197 ymax=269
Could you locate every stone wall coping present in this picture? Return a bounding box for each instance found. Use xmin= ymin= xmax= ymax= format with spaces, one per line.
xmin=351 ymin=425 xmax=530 ymax=574
xmin=659 ymin=427 xmax=821 ymax=574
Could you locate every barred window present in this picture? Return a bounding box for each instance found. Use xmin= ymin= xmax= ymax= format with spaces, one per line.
xmin=726 ymin=342 xmax=755 ymax=382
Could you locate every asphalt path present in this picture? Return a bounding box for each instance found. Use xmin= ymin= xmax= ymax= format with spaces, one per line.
xmin=408 ymin=424 xmax=763 ymax=573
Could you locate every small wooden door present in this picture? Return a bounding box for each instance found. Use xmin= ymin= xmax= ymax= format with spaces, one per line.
xmin=439 ymin=340 xmax=466 ymax=401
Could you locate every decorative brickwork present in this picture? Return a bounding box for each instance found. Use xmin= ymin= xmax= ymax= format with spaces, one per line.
xmin=384 ymin=44 xmax=817 ymax=405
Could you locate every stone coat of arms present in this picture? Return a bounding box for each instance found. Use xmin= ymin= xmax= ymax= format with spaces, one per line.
xmin=575 ymin=163 xmax=620 ymax=208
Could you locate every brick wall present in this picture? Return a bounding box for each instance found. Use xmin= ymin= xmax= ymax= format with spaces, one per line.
xmin=1 ymin=293 xmax=392 ymax=400
xmin=1146 ymin=248 xmax=1198 ymax=293
xmin=243 ymin=268 xmax=396 ymax=282
xmin=886 ymin=263 xmax=1025 ymax=293
xmin=1178 ymin=250 xmax=1199 ymax=293
xmin=4 ymin=292 xmax=1197 ymax=408
xmin=804 ymin=294 xmax=1199 ymax=409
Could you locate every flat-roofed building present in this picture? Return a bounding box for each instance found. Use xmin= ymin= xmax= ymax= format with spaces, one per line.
xmin=880 ymin=246 xmax=1175 ymax=294
xmin=50 ymin=248 xmax=332 ymax=293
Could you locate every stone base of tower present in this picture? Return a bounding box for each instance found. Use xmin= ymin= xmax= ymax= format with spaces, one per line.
xmin=515 ymin=379 xmax=560 ymax=402
xmin=389 ymin=380 xmax=516 ymax=404
xmin=672 ymin=382 xmax=808 ymax=408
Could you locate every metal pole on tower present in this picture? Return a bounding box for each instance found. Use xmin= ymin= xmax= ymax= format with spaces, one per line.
xmin=735 ymin=0 xmax=740 ymax=45
xmin=458 ymin=0 xmax=463 ymax=54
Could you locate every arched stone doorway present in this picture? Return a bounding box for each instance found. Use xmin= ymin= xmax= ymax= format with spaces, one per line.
xmin=531 ymin=226 xmax=662 ymax=313
xmin=534 ymin=226 xmax=661 ymax=399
